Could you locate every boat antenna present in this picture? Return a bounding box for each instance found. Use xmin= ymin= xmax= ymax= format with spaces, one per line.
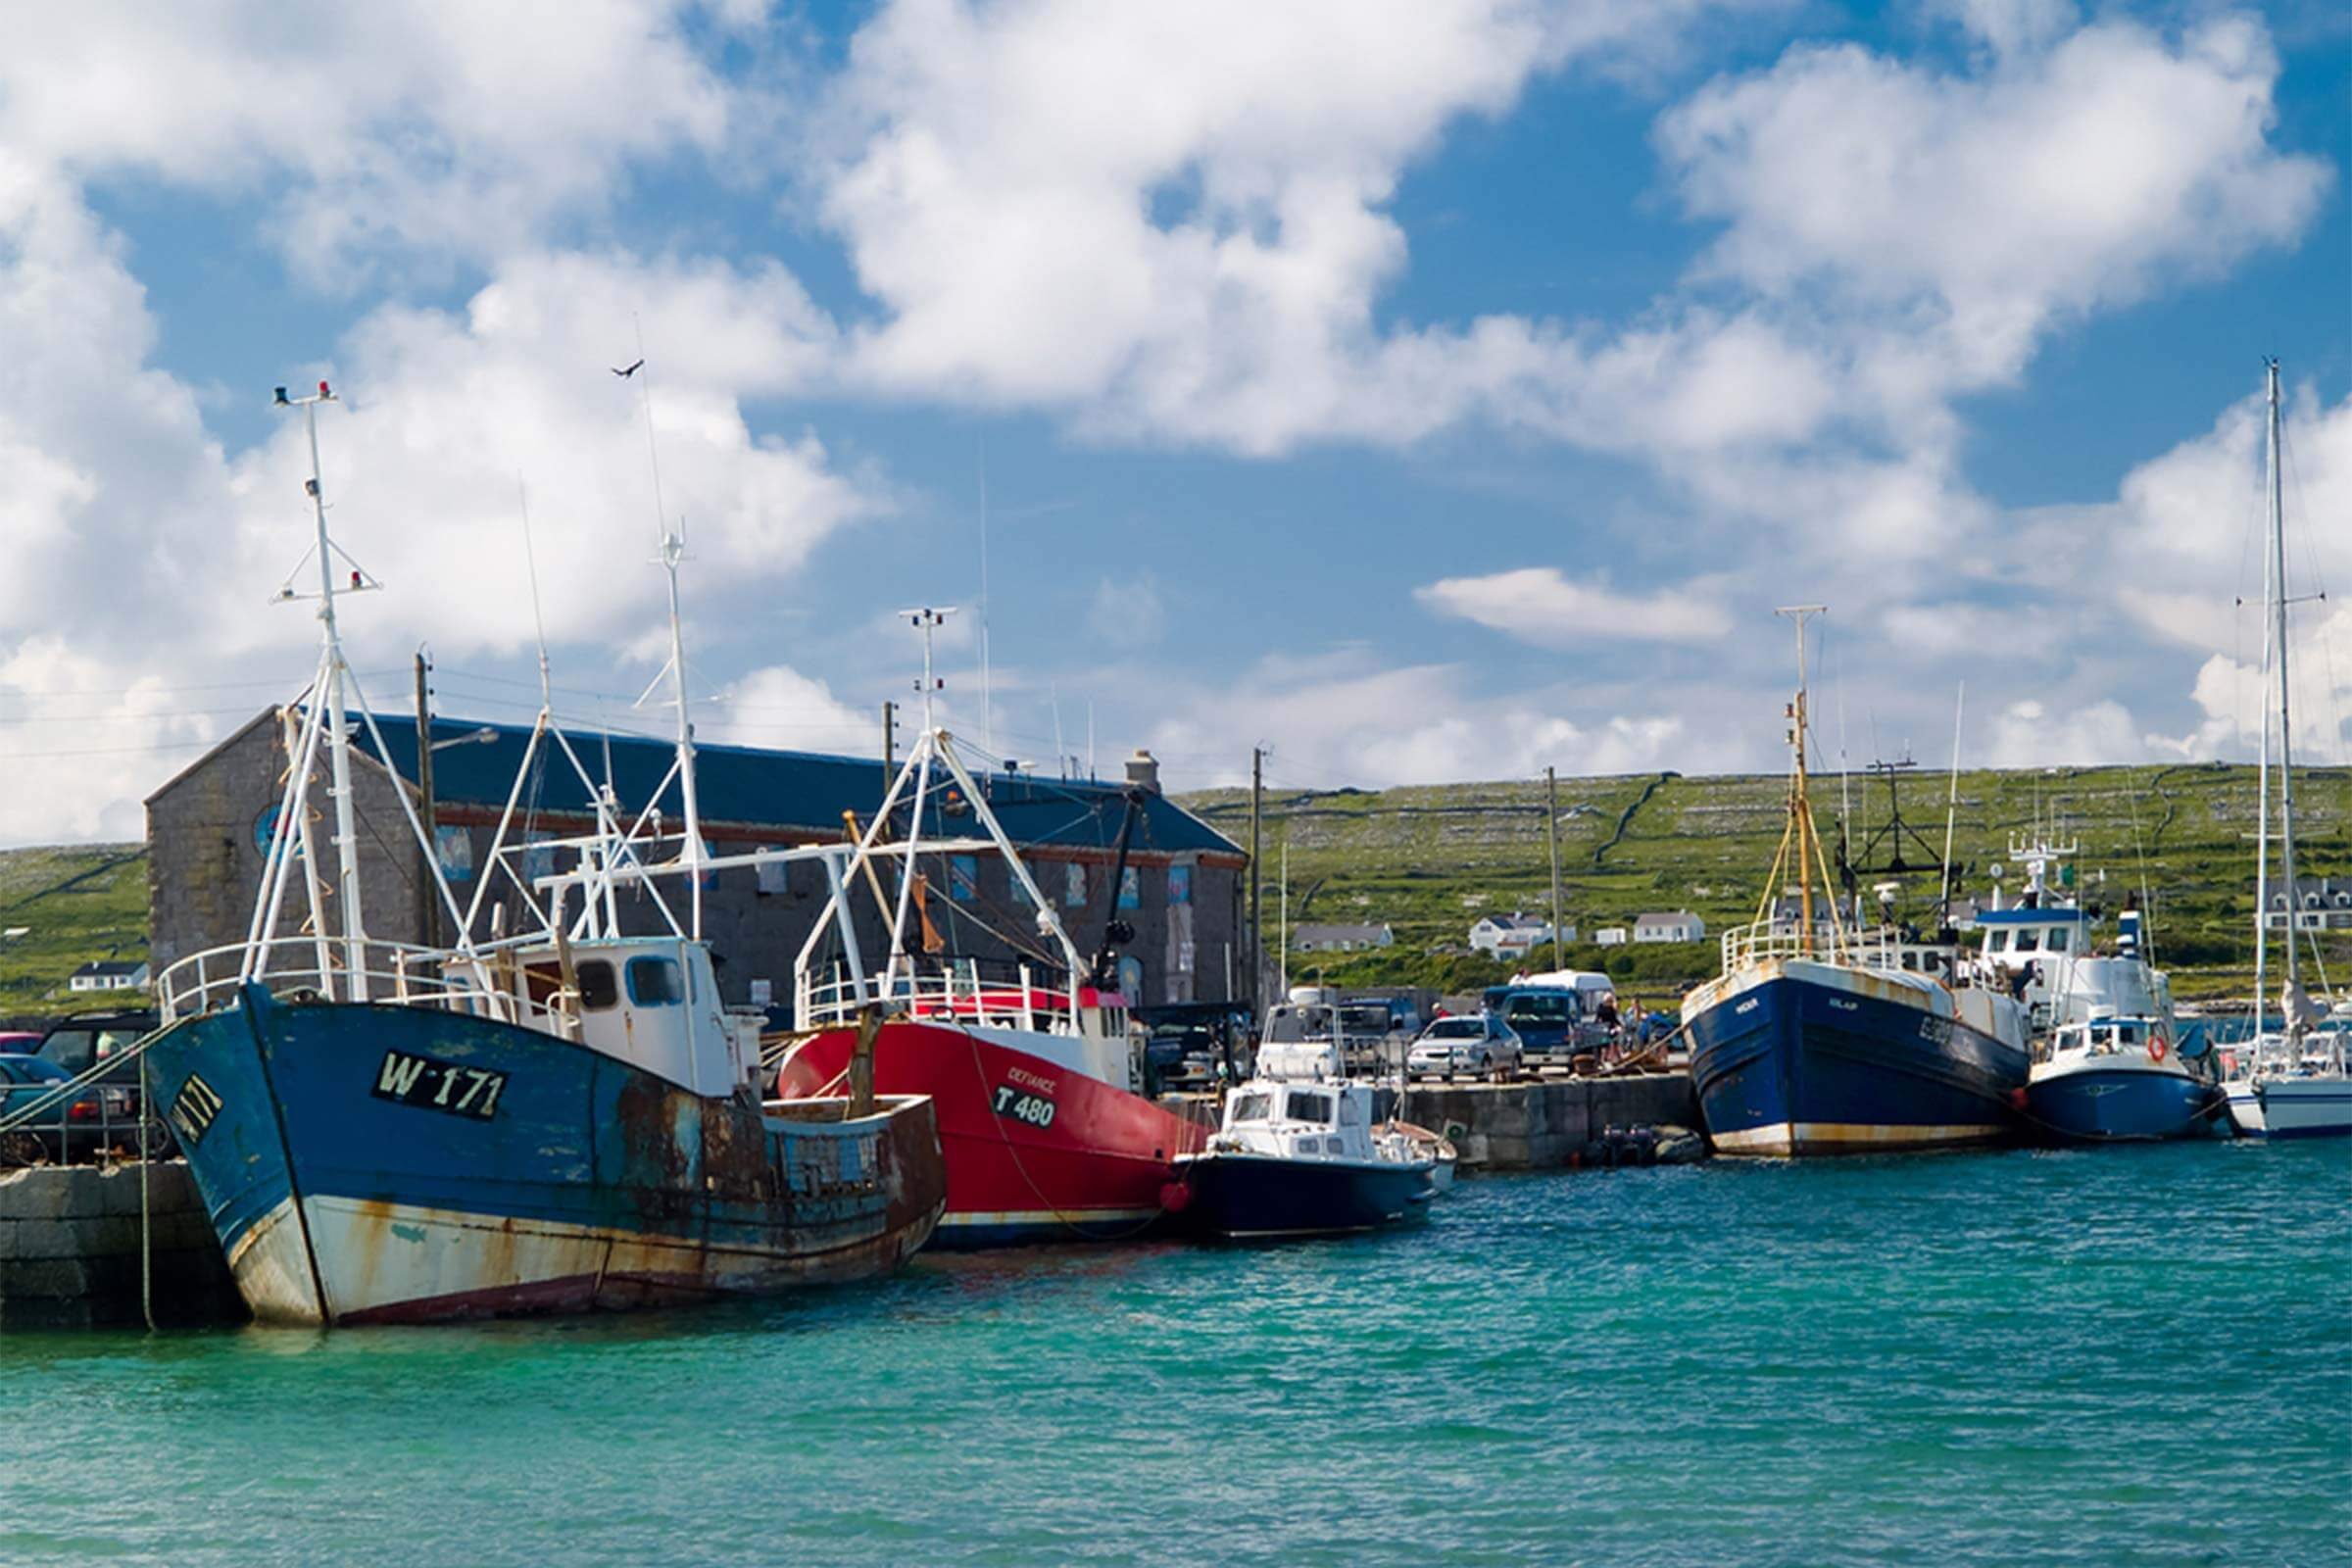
xmin=621 ymin=338 xmax=706 ymax=939
xmin=516 ymin=475 xmax=554 ymax=710
xmin=1052 ymin=682 xmax=1066 ymax=780
xmin=1939 ymin=681 xmax=1964 ymax=927
xmin=978 ymin=436 xmax=994 ymax=758
xmin=275 ymin=377 xmax=374 ymax=996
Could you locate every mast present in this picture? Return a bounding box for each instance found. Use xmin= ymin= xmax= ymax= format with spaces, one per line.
xmin=282 ymin=381 xmax=370 ymax=999
xmin=659 ymin=525 xmax=705 ymax=941
xmin=2267 ymin=359 xmax=2302 ymax=1024
xmin=1777 ymin=606 xmax=1826 ymax=953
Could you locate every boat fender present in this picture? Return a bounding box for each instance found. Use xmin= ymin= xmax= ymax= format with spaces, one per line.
xmin=2005 ymin=1087 xmax=2029 ymax=1112
xmin=1157 ymin=1180 xmax=1193 ymax=1214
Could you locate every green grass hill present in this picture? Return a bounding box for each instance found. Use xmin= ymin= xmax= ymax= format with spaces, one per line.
xmin=0 ymin=844 xmax=151 ymax=1022
xmin=1177 ymin=762 xmax=2351 ymax=1003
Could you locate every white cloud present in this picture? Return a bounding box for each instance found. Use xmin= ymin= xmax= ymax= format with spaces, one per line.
xmin=708 ymin=664 xmax=879 ymax=758
xmin=1416 ymin=567 xmax=1733 ymax=646
xmin=1087 ymin=575 xmax=1166 ymax=646
xmin=1657 ymin=14 xmax=2328 ymax=416
xmin=0 ymin=2 xmax=750 ymax=282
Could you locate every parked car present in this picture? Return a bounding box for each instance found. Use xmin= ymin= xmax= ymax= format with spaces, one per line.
xmin=0 ymin=1055 xmax=129 ymax=1164
xmin=1406 ymin=1014 xmax=1524 ymax=1080
xmin=33 ymin=1011 xmax=168 ymax=1155
xmin=0 ymin=1031 xmax=42 ymax=1054
xmin=1482 ymin=984 xmax=1614 ymax=1065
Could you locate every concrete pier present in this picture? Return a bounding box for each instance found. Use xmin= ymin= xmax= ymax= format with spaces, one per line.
xmin=1162 ymin=1070 xmax=1701 ymax=1171
xmin=1398 ymin=1073 xmax=1698 ymax=1169
xmin=0 ymin=1163 xmax=242 ymax=1328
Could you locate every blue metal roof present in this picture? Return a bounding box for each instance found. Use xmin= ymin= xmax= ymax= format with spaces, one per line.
xmin=364 ymin=713 xmax=1239 ymax=857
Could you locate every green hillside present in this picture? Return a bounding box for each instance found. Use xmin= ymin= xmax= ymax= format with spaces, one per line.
xmin=1179 ymin=763 xmax=2352 ymax=1002
xmin=0 ymin=844 xmax=151 ymax=1020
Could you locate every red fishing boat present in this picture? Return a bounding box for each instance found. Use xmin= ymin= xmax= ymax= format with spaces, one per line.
xmin=774 ymin=981 xmax=1205 ymax=1247
xmin=770 ymin=611 xmax=1208 ymax=1248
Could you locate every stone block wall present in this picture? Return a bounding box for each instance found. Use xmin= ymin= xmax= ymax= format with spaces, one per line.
xmin=0 ymin=1164 xmax=244 ymax=1328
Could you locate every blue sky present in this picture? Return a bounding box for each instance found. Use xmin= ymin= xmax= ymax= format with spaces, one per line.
xmin=2 ymin=0 xmax=2348 ymax=843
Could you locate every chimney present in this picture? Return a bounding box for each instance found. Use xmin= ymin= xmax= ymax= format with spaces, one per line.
xmin=1124 ymin=748 xmax=1160 ymax=794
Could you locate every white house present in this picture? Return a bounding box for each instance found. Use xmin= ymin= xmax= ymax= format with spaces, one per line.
xmin=1632 ymin=912 xmax=1705 ymax=945
xmin=1594 ymin=926 xmax=1629 ymax=947
xmin=1469 ymin=911 xmax=1569 ymax=957
xmin=69 ymin=959 xmax=150 ymax=993
xmin=1291 ymin=922 xmax=1395 ymax=954
xmin=2262 ymin=875 xmax=2352 ymax=932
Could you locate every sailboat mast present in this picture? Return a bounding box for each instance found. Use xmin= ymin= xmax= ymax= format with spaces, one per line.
xmin=2267 ymin=360 xmax=2300 ymax=1004
xmin=291 ymin=382 xmax=370 ymax=1000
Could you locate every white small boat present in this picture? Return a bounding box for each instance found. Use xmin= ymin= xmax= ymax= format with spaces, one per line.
xmin=1173 ymin=1078 xmax=1436 ymax=1239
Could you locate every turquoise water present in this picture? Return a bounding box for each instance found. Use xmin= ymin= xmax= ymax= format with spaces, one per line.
xmin=5 ymin=1142 xmax=2346 ymax=1566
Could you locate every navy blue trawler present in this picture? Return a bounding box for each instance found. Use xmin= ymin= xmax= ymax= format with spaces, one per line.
xmin=1682 ymin=610 xmax=2030 ymax=1156
xmin=141 ymin=380 xmax=943 ymax=1325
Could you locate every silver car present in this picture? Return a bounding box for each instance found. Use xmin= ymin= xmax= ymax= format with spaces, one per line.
xmin=1406 ymin=1014 xmax=1524 ymax=1080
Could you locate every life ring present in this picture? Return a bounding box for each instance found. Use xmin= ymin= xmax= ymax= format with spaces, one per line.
xmin=2149 ymin=1035 xmax=2168 ymax=1063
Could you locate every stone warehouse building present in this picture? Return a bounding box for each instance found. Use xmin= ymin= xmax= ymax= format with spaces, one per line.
xmin=146 ymin=710 xmax=1248 ymax=1010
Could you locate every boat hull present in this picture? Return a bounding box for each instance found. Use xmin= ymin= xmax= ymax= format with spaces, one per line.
xmin=1174 ymin=1152 xmax=1433 ymax=1240
xmin=775 ymin=1020 xmax=1209 ymax=1248
xmin=2026 ymin=1060 xmax=2219 ymax=1143
xmin=1686 ymin=968 xmax=2026 ymax=1156
xmin=143 ymin=985 xmax=944 ymax=1326
xmin=2226 ymin=1077 xmax=2352 ymax=1140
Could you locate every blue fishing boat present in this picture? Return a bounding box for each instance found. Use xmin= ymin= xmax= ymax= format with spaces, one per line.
xmin=1173 ymin=1078 xmax=1434 ymax=1239
xmin=1683 ymin=609 xmax=2030 ymax=1156
xmin=140 ymin=379 xmax=944 ymax=1325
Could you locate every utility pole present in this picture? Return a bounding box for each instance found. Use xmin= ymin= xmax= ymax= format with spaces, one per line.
xmin=416 ymin=649 xmax=439 ymax=949
xmin=1249 ymin=746 xmax=1263 ymax=1014
xmin=1545 ymin=764 xmax=1563 ymax=972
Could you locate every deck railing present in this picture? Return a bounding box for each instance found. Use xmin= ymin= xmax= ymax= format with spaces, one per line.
xmin=157 ymin=936 xmax=578 ymax=1037
xmin=796 ymin=962 xmax=1079 ymax=1036
xmin=1719 ymin=919 xmax=1904 ymax=975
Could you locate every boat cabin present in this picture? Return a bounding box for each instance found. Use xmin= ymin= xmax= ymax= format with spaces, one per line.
xmin=1214 ymin=1079 xmax=1381 ymax=1163
xmin=513 ymin=937 xmax=760 ymax=1100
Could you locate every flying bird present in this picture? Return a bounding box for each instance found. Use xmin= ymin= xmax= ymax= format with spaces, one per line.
xmin=612 ymin=359 xmax=645 ymax=378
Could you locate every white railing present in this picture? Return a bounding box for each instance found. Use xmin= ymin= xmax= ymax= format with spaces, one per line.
xmin=796 ymin=962 xmax=1078 ymax=1037
xmin=158 ymin=936 xmax=579 ymax=1038
xmin=1720 ymin=919 xmax=1904 ymax=975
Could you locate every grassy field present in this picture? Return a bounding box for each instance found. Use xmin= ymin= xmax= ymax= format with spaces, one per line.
xmin=0 ymin=844 xmax=151 ymax=1023
xmin=1178 ymin=762 xmax=2352 ymax=1003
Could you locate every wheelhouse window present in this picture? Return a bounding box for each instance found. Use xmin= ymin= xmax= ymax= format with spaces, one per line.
xmin=1988 ymin=930 xmax=2010 ymax=953
xmin=1284 ymin=1090 xmax=1333 ymax=1124
xmin=2046 ymin=927 xmax=2070 ymax=954
xmin=2014 ymin=930 xmax=2039 ymax=953
xmin=575 ymin=960 xmax=618 ymax=1010
xmin=1230 ymin=1092 xmax=1271 ymax=1124
xmin=625 ymin=956 xmax=686 ymax=1006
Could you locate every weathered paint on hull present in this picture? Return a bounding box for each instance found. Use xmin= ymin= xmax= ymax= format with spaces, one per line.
xmin=144 ymin=984 xmax=945 ymax=1327
xmin=776 ymin=1020 xmax=1208 ymax=1248
xmin=1686 ymin=970 xmax=2026 ymax=1157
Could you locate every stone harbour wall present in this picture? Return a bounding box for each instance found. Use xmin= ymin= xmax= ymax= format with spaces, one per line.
xmin=0 ymin=1163 xmax=243 ymax=1328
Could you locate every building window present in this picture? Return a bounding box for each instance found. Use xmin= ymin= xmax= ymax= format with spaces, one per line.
xmin=1065 ymin=862 xmax=1087 ymax=907
xmin=435 ymin=825 xmax=474 ymax=883
xmin=1169 ymin=864 xmax=1191 ymax=906
xmin=520 ymin=837 xmax=556 ymax=888
xmin=950 ymin=855 xmax=979 ymax=902
xmin=756 ymin=851 xmax=786 ymax=896
xmin=1119 ymin=866 xmax=1141 ymax=910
